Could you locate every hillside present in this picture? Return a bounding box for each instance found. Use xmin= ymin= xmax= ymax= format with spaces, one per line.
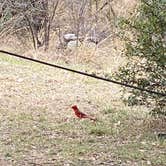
xmin=0 ymin=53 xmax=165 ymax=165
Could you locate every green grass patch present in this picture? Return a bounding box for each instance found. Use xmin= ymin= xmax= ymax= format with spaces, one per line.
xmin=103 ymin=107 xmax=115 ymax=114
xmin=114 ymin=140 xmax=166 ymax=166
xmin=0 ymin=53 xmax=46 ymax=71
xmin=0 ymin=53 xmax=30 ymax=66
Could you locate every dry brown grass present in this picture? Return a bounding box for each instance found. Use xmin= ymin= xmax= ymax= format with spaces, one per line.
xmin=0 ymin=54 xmax=165 ymax=165
xmin=112 ymin=0 xmax=139 ymax=17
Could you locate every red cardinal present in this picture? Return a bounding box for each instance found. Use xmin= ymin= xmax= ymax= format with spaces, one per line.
xmin=71 ymin=105 xmax=96 ymax=121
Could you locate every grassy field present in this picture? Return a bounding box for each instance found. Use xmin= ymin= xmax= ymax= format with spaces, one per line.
xmin=0 ymin=53 xmax=165 ymax=166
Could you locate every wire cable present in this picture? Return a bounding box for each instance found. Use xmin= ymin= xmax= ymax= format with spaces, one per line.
xmin=0 ymin=50 xmax=165 ymax=97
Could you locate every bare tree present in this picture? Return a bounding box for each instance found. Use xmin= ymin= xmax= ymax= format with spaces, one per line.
xmin=0 ymin=0 xmax=117 ymax=51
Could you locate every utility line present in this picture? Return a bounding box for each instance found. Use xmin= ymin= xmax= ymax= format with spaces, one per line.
xmin=0 ymin=50 xmax=165 ymax=97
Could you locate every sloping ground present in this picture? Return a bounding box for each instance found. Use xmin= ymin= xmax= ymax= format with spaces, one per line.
xmin=0 ymin=55 xmax=165 ymax=166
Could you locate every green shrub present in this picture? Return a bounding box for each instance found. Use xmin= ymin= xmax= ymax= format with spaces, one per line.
xmin=116 ymin=0 xmax=166 ymax=116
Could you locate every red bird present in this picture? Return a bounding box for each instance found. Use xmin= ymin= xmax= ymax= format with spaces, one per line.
xmin=71 ymin=105 xmax=96 ymax=121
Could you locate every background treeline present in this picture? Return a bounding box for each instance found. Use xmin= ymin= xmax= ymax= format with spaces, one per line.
xmin=0 ymin=0 xmax=122 ymax=51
